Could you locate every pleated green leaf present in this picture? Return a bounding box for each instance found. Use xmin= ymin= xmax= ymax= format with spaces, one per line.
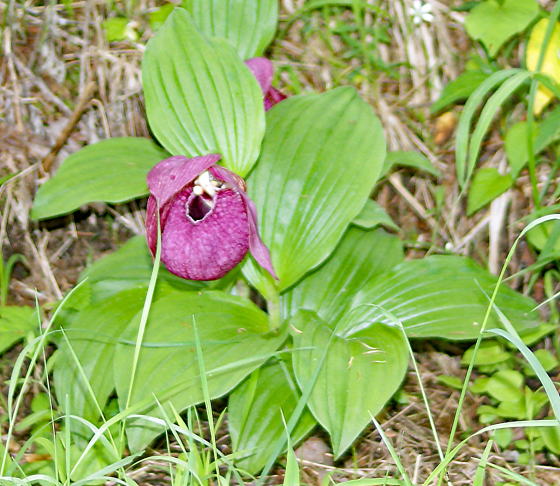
xmin=54 ymin=288 xmax=147 ymax=422
xmin=282 ymin=227 xmax=403 ymax=323
xmin=348 ymin=255 xmax=538 ymax=340
xmin=184 ymin=0 xmax=278 ymax=59
xmin=114 ymin=291 xmax=284 ymax=451
xmin=143 ymin=9 xmax=265 ymax=176
xmin=80 ymin=236 xmax=204 ymax=303
xmin=291 ymin=310 xmax=408 ymax=457
xmin=228 ymin=359 xmax=316 ymax=474
xmin=247 ymin=87 xmax=386 ymax=291
xmin=31 ymin=138 xmax=169 ymax=220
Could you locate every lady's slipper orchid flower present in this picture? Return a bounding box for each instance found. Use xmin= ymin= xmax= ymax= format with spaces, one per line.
xmin=245 ymin=57 xmax=287 ymax=110
xmin=145 ymin=154 xmax=276 ymax=281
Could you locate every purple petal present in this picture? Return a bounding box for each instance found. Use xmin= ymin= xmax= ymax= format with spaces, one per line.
xmin=160 ymin=187 xmax=250 ymax=280
xmin=211 ymin=166 xmax=277 ymax=279
xmin=243 ymin=195 xmax=278 ymax=280
xmin=147 ymin=154 xmax=221 ymax=208
xmin=245 ymin=57 xmax=274 ymax=94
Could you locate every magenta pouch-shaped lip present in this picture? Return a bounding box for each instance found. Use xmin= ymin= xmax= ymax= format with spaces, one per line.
xmin=146 ymin=155 xmax=276 ymax=281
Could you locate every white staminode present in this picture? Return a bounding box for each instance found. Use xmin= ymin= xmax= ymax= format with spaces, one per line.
xmin=193 ymin=171 xmax=220 ymax=197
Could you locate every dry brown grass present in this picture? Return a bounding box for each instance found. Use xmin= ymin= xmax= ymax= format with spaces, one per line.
xmin=1 ymin=0 xmax=560 ymax=484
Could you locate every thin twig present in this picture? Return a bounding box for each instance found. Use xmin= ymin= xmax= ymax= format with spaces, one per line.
xmin=41 ymin=81 xmax=96 ymax=173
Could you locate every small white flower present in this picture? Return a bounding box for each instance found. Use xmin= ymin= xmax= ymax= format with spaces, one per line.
xmin=409 ymin=0 xmax=434 ymax=25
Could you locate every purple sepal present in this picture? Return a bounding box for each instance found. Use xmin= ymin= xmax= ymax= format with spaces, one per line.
xmin=147 ymin=154 xmax=221 ymax=208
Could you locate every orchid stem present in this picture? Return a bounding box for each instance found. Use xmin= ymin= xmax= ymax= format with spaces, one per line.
xmin=267 ymin=291 xmax=282 ymax=332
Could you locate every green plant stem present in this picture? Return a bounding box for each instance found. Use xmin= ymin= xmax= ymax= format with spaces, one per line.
xmin=267 ymin=292 xmax=282 ymax=331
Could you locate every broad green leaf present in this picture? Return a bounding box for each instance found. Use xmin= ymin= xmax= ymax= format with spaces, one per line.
xmin=80 ymin=236 xmax=204 ymax=303
xmin=142 ymin=9 xmax=264 ymax=176
xmin=465 ymin=0 xmax=539 ymax=57
xmin=462 ymin=70 xmax=530 ymax=188
xmin=470 ymin=376 xmax=491 ymax=394
xmin=504 ymin=107 xmax=560 ymax=176
xmin=535 ymin=104 xmax=560 ymax=151
xmin=0 ymin=306 xmax=37 ymax=353
xmin=282 ymin=227 xmax=403 ymax=324
xmin=382 ymin=151 xmax=440 ymax=178
xmin=504 ymin=121 xmax=537 ymax=178
xmin=247 ymin=87 xmax=386 ymax=291
xmin=492 ymin=428 xmax=513 ymax=448
xmin=526 ymin=19 xmax=560 ymax=115
xmin=467 ymin=168 xmax=513 ymax=215
xmin=352 ymin=200 xmax=398 ymax=231
xmin=291 ymin=310 xmax=408 ymax=457
xmin=495 ymin=389 xmax=548 ymax=419
xmin=486 ymin=370 xmax=524 ymax=402
xmin=114 ymin=291 xmax=284 ymax=451
xmin=431 ymin=70 xmax=491 ymax=113
xmin=31 ymin=138 xmax=169 ymax=220
xmin=455 ymin=69 xmax=523 ymax=187
xmin=228 ymin=359 xmax=316 ymax=474
xmin=54 ymin=288 xmax=147 ymax=422
xmin=184 ymin=0 xmax=278 ymax=59
xmin=348 ymin=255 xmax=538 ymax=340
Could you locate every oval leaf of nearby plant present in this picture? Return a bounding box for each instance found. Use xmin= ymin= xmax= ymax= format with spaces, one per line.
xmin=184 ymin=0 xmax=278 ymax=60
xmin=504 ymin=121 xmax=537 ymax=178
xmin=352 ymin=200 xmax=399 ymax=231
xmin=465 ymin=0 xmax=539 ymax=57
xmin=539 ymin=419 xmax=560 ymax=454
xmin=142 ymin=9 xmax=265 ymax=176
xmin=0 ymin=306 xmax=37 ymax=354
xmin=347 ymin=255 xmax=538 ymax=340
xmin=291 ymin=310 xmax=408 ymax=458
xmin=486 ymin=369 xmax=524 ymax=402
xmin=467 ymin=168 xmax=513 ymax=216
xmin=54 ymin=288 xmax=148 ymax=423
xmin=526 ymin=18 xmax=560 ymax=115
xmin=462 ymin=70 xmax=530 ymax=188
xmin=114 ymin=290 xmax=285 ymax=451
xmin=455 ymin=69 xmax=523 ymax=188
xmin=228 ymin=359 xmax=316 ymax=474
xmin=382 ymin=151 xmax=440 ymax=178
xmin=431 ymin=70 xmax=491 ymax=113
xmin=31 ymin=138 xmax=169 ymax=220
xmin=247 ymin=87 xmax=386 ymax=291
xmin=282 ymin=227 xmax=403 ymax=324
